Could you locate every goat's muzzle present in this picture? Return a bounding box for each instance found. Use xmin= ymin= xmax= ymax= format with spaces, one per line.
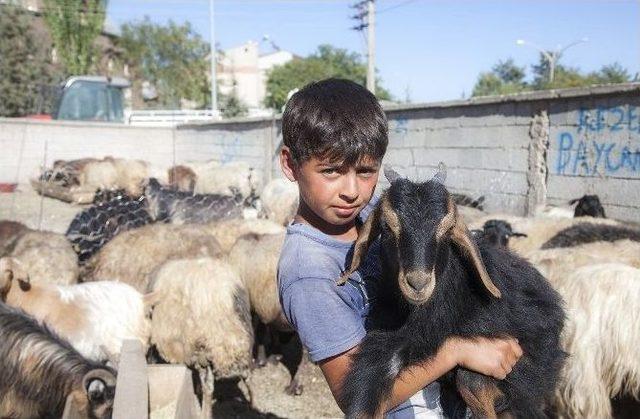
xmin=399 ymin=269 xmax=436 ymax=305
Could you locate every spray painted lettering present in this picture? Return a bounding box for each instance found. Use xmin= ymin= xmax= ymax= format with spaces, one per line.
xmin=556 ymin=106 xmax=640 ymax=176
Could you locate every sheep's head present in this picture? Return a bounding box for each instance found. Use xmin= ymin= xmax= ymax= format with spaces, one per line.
xmin=0 ymin=257 xmax=30 ymax=301
xmin=571 ymin=194 xmax=605 ymax=218
xmin=481 ymin=219 xmax=527 ymax=248
xmin=338 ymin=164 xmax=501 ymax=305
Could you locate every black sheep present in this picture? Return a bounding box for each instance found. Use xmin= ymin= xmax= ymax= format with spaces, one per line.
xmin=541 ymin=222 xmax=640 ymax=249
xmin=337 ymin=166 xmax=566 ymax=418
xmin=570 ymin=195 xmax=606 ymax=218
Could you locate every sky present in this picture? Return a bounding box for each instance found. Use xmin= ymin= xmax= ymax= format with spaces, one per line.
xmin=107 ymin=0 xmax=640 ymax=104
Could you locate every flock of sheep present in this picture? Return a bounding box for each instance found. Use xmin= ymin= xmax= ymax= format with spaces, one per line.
xmin=0 ymin=155 xmax=639 ymax=418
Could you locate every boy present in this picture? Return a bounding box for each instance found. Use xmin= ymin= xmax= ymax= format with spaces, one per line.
xmin=277 ymin=79 xmax=522 ymax=417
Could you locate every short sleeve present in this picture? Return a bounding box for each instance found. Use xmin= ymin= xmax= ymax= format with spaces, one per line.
xmin=281 ymin=278 xmax=366 ymax=362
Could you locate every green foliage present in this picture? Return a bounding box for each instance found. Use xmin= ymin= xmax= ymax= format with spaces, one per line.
xmin=473 ymin=53 xmax=633 ymax=97
xmin=0 ymin=5 xmax=55 ymax=116
xmin=472 ymin=59 xmax=529 ymax=96
xmin=265 ymin=44 xmax=391 ymax=110
xmin=43 ymin=0 xmax=106 ymax=75
xmin=119 ymin=17 xmax=210 ymax=109
xmin=220 ymin=90 xmax=248 ymax=119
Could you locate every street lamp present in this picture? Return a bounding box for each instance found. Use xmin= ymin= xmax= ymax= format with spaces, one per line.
xmin=516 ymin=37 xmax=588 ymax=83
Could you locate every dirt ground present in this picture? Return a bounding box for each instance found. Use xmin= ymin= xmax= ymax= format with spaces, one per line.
xmin=213 ymin=359 xmax=342 ymax=418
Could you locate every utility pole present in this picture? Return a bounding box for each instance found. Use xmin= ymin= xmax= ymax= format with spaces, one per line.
xmin=209 ymin=0 xmax=218 ymax=115
xmin=366 ymin=0 xmax=375 ymax=93
xmin=350 ymin=0 xmax=375 ymax=94
xmin=516 ymin=38 xmax=588 ymax=84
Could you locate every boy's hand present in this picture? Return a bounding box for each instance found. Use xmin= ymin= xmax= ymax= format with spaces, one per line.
xmin=444 ymin=336 xmax=523 ymax=380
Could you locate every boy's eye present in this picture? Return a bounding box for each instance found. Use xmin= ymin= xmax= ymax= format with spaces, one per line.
xmin=357 ymin=169 xmax=377 ymax=178
xmin=321 ymin=168 xmax=339 ymax=175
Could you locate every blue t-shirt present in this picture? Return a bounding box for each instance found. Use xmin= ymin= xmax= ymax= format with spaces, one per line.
xmin=277 ymin=199 xmax=450 ymax=418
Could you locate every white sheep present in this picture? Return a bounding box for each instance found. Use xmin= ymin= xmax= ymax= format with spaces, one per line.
xmin=259 ymin=178 xmax=299 ymax=226
xmin=550 ymin=263 xmax=640 ymax=418
xmin=0 ymin=256 xmax=151 ymax=364
xmin=10 ymin=230 xmax=78 ymax=285
xmin=147 ymin=257 xmax=253 ymax=418
xmin=82 ymin=223 xmax=223 ymax=292
xmin=204 ymin=218 xmax=285 ymax=252
xmin=185 ymin=160 xmax=262 ymax=199
xmin=227 ymin=231 xmax=305 ymax=395
xmin=79 ymin=157 xmax=168 ymax=197
xmin=528 ymin=239 xmax=640 ymax=280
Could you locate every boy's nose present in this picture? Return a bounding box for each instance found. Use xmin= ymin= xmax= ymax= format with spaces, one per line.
xmin=339 ymin=173 xmax=359 ymax=201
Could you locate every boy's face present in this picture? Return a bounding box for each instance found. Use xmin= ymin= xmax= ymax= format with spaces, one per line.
xmin=281 ymin=148 xmax=380 ymax=227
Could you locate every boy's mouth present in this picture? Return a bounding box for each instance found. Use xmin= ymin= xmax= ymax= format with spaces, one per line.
xmin=332 ymin=205 xmax=359 ymax=217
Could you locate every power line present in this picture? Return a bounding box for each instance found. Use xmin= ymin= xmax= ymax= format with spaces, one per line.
xmin=377 ymin=0 xmax=418 ymax=14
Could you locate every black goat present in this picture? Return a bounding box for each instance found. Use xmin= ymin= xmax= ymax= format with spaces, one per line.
xmin=337 ymin=166 xmax=565 ymax=418
xmin=570 ymin=195 xmax=606 ymax=218
xmin=541 ymin=222 xmax=640 ymax=249
xmin=0 ymin=302 xmax=116 ymax=418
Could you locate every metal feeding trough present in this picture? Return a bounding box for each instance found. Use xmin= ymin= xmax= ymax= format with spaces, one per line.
xmin=62 ymin=340 xmax=201 ymax=419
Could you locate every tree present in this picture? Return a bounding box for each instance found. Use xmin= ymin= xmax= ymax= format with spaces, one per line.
xmin=43 ymin=0 xmax=106 ymax=75
xmin=264 ymin=44 xmax=391 ymax=110
xmin=472 ymin=59 xmax=529 ymax=97
xmin=119 ymin=18 xmax=211 ymax=109
xmin=473 ymin=54 xmax=633 ymax=97
xmin=0 ymin=4 xmax=55 ymax=116
xmin=219 ymin=89 xmax=248 ymax=119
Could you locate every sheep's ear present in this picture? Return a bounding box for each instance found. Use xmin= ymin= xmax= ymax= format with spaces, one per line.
xmin=17 ymin=276 xmax=31 ymax=292
xmin=449 ymin=200 xmax=501 ymax=298
xmin=337 ymin=202 xmax=382 ymax=285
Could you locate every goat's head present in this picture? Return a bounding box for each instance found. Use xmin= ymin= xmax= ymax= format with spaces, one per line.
xmin=0 ymin=257 xmax=30 ymax=301
xmin=571 ymin=194 xmax=606 ymax=218
xmin=338 ymin=164 xmax=501 ymax=305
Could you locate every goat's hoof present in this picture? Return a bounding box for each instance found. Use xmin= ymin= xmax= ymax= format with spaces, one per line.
xmin=285 ymin=381 xmax=303 ymax=396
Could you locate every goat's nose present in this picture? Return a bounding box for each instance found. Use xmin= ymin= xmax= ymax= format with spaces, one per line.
xmin=405 ymin=271 xmax=429 ymax=292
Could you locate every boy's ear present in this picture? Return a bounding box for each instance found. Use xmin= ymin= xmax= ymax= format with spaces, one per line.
xmin=279 ymin=146 xmax=298 ymax=182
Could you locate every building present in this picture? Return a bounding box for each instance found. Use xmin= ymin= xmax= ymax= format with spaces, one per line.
xmin=218 ymin=40 xmax=294 ymax=111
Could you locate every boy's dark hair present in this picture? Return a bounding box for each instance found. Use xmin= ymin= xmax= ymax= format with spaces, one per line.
xmin=282 ymin=78 xmax=388 ymax=165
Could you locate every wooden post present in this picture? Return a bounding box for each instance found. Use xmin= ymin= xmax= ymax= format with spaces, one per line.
xmin=112 ymin=340 xmax=149 ymax=419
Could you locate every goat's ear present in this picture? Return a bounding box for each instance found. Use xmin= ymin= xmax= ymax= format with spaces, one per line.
xmin=337 ymin=203 xmax=382 ymax=285
xmin=451 ymin=215 xmax=502 ymax=299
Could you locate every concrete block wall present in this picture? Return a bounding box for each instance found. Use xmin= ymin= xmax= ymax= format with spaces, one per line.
xmin=1 ymin=83 xmax=639 ymax=223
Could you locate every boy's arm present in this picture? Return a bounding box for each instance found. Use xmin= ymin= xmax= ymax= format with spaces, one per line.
xmin=320 ymin=336 xmax=522 ymax=413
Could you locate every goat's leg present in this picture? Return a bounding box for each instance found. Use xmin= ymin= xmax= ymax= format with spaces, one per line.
xmin=456 ymin=369 xmax=507 ymax=419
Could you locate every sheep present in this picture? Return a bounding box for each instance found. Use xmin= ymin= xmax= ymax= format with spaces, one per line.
xmin=10 ymin=230 xmax=79 ymax=285
xmin=540 ymin=195 xmax=606 ymax=219
xmin=147 ymin=257 xmax=253 ymax=418
xmin=469 ymin=213 xmax=620 ymax=257
xmin=0 ymin=220 xmax=28 ymax=256
xmin=527 ymin=240 xmax=640 ymax=286
xmin=540 ymin=222 xmax=640 ymax=249
xmin=167 ymin=165 xmax=197 ymax=193
xmin=187 ymin=160 xmax=263 ymax=200
xmin=82 ymin=223 xmax=223 ymax=292
xmin=549 ymin=263 xmax=640 ymax=418
xmin=227 ymin=232 xmax=304 ymax=395
xmin=143 ymin=178 xmax=244 ymax=224
xmin=572 ymin=194 xmax=606 ymax=218
xmin=65 ymin=194 xmax=153 ymax=263
xmin=475 ymin=219 xmax=528 ymax=248
xmin=337 ymin=166 xmax=566 ymax=418
xmin=204 ymin=218 xmax=285 ymax=252
xmin=0 ymin=302 xmax=116 ymax=418
xmin=259 ymin=178 xmax=299 ymax=226
xmin=1 ymin=256 xmax=151 ymax=364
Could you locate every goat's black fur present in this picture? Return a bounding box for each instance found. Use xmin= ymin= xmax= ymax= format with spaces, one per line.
xmin=541 ymin=222 xmax=640 ymax=249
xmin=0 ymin=302 xmax=116 ymax=418
xmin=570 ymin=195 xmax=606 ymax=218
xmin=339 ymin=178 xmax=566 ymax=418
